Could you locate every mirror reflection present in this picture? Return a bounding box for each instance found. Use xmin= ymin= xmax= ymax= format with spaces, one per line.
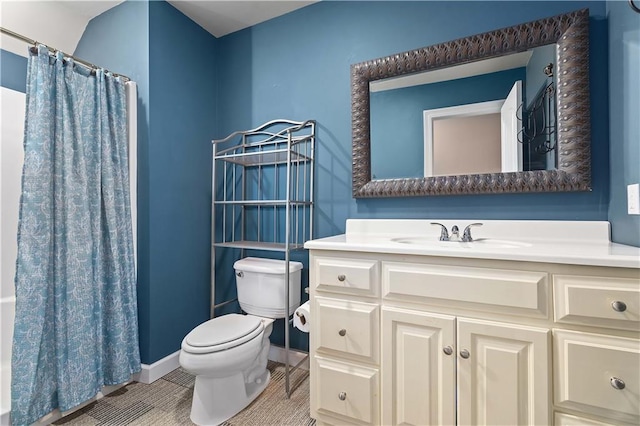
xmin=370 ymin=44 xmax=557 ymax=180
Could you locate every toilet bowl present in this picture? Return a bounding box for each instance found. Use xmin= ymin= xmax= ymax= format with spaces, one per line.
xmin=179 ymin=257 xmax=302 ymax=426
xmin=180 ymin=314 xmax=274 ymax=425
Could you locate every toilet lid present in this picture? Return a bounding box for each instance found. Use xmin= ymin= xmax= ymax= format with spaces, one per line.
xmin=183 ymin=314 xmax=263 ymax=353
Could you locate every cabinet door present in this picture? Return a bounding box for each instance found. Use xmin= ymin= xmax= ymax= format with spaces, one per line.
xmin=457 ymin=318 xmax=550 ymax=426
xmin=381 ymin=306 xmax=456 ymax=426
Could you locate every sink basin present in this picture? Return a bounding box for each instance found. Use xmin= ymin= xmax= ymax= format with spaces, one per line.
xmin=391 ymin=237 xmax=532 ymax=249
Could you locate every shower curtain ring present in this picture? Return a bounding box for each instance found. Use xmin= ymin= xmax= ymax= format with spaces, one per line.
xmin=630 ymin=0 xmax=640 ymax=13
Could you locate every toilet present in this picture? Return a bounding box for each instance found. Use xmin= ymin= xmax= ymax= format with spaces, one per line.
xmin=179 ymin=257 xmax=302 ymax=426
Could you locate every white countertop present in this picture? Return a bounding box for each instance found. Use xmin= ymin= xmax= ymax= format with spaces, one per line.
xmin=304 ymin=220 xmax=640 ymax=269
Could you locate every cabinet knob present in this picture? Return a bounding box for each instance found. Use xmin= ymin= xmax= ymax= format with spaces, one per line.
xmin=459 ymin=349 xmax=470 ymax=359
xmin=338 ymin=329 xmax=347 ymax=337
xmin=611 ymin=301 xmax=627 ymax=312
xmin=338 ymin=391 xmax=347 ymax=401
xmin=610 ymin=377 xmax=626 ymax=390
xmin=443 ymin=346 xmax=453 ymax=356
xmin=337 ymin=274 xmax=346 ymax=282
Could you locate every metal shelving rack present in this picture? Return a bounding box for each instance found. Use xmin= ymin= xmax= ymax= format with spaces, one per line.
xmin=211 ymin=119 xmax=315 ymax=397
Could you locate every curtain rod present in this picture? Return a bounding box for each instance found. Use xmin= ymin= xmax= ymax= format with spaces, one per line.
xmin=0 ymin=26 xmax=131 ymax=81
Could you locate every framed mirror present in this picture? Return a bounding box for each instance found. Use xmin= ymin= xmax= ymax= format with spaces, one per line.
xmin=352 ymin=9 xmax=591 ymax=197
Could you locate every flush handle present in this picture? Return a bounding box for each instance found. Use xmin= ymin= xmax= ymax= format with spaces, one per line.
xmin=236 ymin=271 xmax=244 ymax=278
xmin=338 ymin=329 xmax=347 ymax=337
xmin=337 ymin=274 xmax=346 ymax=282
xmin=443 ymin=346 xmax=453 ymax=356
xmin=610 ymin=377 xmax=626 ymax=390
xmin=460 ymin=349 xmax=470 ymax=359
xmin=611 ymin=301 xmax=627 ymax=312
xmin=338 ymin=391 xmax=347 ymax=401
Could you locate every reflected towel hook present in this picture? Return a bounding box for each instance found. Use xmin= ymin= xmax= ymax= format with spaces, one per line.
xmin=630 ymin=0 xmax=640 ymax=13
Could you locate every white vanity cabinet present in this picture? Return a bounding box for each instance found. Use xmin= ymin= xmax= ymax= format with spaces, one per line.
xmin=551 ymin=274 xmax=640 ymax=425
xmin=307 ymin=249 xmax=640 ymax=426
xmin=381 ymin=308 xmax=549 ymax=425
xmin=309 ymin=255 xmax=381 ymax=425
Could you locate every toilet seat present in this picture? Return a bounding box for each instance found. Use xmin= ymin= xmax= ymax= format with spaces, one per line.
xmin=182 ymin=314 xmax=264 ymax=354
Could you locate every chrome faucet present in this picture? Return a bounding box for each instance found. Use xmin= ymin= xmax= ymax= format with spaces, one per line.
xmin=462 ymin=223 xmax=483 ymax=242
xmin=430 ymin=222 xmax=450 ymax=241
xmin=431 ymin=222 xmax=483 ymax=242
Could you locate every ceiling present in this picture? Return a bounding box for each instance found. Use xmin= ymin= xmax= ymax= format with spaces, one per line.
xmin=0 ymin=0 xmax=315 ymax=59
xmin=167 ymin=1 xmax=317 ymax=38
xmin=56 ymin=1 xmax=127 ymax=19
xmin=62 ymin=0 xmax=317 ymax=38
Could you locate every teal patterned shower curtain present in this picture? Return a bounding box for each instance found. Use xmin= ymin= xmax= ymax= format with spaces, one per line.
xmin=11 ymin=45 xmax=140 ymax=425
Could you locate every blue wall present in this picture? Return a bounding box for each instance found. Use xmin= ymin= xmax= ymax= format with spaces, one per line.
xmin=216 ymin=1 xmax=609 ymax=237
xmin=213 ymin=0 xmax=611 ymax=351
xmin=370 ymin=68 xmax=526 ymax=179
xmin=68 ymin=0 xmax=626 ymax=362
xmin=607 ymin=1 xmax=640 ymax=247
xmin=75 ymin=0 xmax=217 ymax=363
xmin=0 ymin=49 xmax=27 ymax=93
xmin=147 ymin=0 xmax=217 ymax=362
xmin=217 ymin=1 xmax=609 ymax=241
xmin=525 ymin=44 xmax=557 ymax=109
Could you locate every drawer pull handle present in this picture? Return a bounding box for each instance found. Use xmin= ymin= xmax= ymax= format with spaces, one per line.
xmin=611 ymin=301 xmax=627 ymax=312
xmin=338 ymin=391 xmax=347 ymax=401
xmin=443 ymin=346 xmax=453 ymax=356
xmin=460 ymin=349 xmax=470 ymax=359
xmin=337 ymin=274 xmax=346 ymax=282
xmin=610 ymin=377 xmax=626 ymax=390
xmin=338 ymin=329 xmax=347 ymax=337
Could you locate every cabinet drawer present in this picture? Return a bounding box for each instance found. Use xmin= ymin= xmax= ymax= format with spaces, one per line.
xmin=554 ymin=275 xmax=640 ymax=330
xmin=314 ymin=357 xmax=379 ymax=425
xmin=554 ymin=412 xmax=617 ymax=426
xmin=382 ymin=261 xmax=548 ymax=317
xmin=313 ymin=257 xmax=379 ymax=297
xmin=554 ymin=330 xmax=640 ymax=423
xmin=313 ymin=296 xmax=379 ymax=363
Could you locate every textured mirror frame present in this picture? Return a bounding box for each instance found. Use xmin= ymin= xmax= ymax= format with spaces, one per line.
xmin=351 ymin=9 xmax=591 ymax=198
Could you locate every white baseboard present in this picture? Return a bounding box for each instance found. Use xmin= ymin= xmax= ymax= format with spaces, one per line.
xmin=133 ymin=345 xmax=308 ymax=387
xmin=134 ymin=350 xmax=181 ymax=384
xmin=268 ymin=345 xmax=309 ymax=370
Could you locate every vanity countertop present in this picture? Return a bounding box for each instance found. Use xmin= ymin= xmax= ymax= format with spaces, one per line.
xmin=304 ymin=220 xmax=640 ymax=269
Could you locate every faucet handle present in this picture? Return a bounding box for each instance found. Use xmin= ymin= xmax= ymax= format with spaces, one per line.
xmin=430 ymin=222 xmax=450 ymax=241
xmin=462 ymin=223 xmax=483 ymax=242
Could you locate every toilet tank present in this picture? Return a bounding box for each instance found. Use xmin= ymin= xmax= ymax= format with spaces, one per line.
xmin=233 ymin=257 xmax=302 ymax=319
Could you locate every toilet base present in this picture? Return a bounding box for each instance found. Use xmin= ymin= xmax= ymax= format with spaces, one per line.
xmin=190 ymin=368 xmax=270 ymax=426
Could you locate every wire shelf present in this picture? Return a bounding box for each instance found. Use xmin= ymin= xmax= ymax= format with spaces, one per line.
xmin=215 ymin=149 xmax=312 ymax=167
xmin=213 ymin=241 xmax=306 ymax=251
xmin=211 ymin=119 xmax=315 ymax=398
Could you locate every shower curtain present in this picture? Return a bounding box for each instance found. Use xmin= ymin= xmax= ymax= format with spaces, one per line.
xmin=11 ymin=45 xmax=140 ymax=425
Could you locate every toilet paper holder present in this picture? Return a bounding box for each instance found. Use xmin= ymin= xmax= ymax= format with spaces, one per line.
xmin=295 ymin=289 xmax=309 ymax=326
xmin=295 ymin=310 xmax=306 ymax=325
xmin=293 ymin=301 xmax=311 ymax=333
